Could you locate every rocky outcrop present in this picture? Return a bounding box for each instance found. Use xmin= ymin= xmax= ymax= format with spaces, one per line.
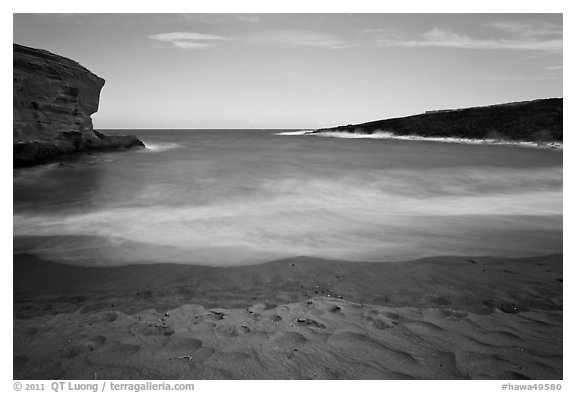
xmin=315 ymin=98 xmax=563 ymax=142
xmin=13 ymin=44 xmax=144 ymax=167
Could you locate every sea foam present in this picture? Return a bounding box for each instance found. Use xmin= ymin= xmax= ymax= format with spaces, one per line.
xmin=141 ymin=142 xmax=183 ymax=152
xmin=288 ymin=130 xmax=563 ymax=150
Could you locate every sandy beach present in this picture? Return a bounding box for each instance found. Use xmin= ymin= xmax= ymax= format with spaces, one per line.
xmin=14 ymin=253 xmax=562 ymax=379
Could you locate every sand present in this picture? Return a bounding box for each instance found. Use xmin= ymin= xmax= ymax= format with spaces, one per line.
xmin=13 ymin=253 xmax=562 ymax=379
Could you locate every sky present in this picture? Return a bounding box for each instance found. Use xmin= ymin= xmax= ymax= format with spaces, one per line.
xmin=13 ymin=13 xmax=563 ymax=129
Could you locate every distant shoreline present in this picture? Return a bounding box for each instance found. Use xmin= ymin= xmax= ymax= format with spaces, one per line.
xmin=276 ymin=130 xmax=563 ymax=150
xmin=307 ymin=98 xmax=562 ymax=150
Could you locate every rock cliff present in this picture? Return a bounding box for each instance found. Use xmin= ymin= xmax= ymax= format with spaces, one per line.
xmin=315 ymin=98 xmax=563 ymax=142
xmin=13 ymin=44 xmax=144 ymax=167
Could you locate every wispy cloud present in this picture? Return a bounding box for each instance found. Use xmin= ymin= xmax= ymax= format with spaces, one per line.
xmin=544 ymin=65 xmax=563 ymax=71
xmin=363 ymin=21 xmax=562 ymax=54
xmin=248 ymin=30 xmax=352 ymax=50
xmin=232 ymin=14 xmax=261 ymax=24
xmin=403 ymin=28 xmax=562 ymax=53
xmin=360 ymin=28 xmax=405 ymax=46
xmin=479 ymin=75 xmax=562 ymax=81
xmin=149 ymin=32 xmax=230 ymax=50
xmin=487 ymin=20 xmax=562 ymax=37
xmin=150 ymin=29 xmax=352 ymax=51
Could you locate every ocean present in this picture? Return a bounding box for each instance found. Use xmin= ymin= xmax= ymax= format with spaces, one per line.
xmin=13 ymin=129 xmax=563 ymax=266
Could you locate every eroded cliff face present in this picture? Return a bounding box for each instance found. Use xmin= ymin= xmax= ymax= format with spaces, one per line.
xmin=13 ymin=44 xmax=144 ymax=167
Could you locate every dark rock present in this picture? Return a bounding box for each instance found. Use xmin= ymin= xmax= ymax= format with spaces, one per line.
xmin=13 ymin=44 xmax=144 ymax=168
xmin=314 ymin=98 xmax=563 ymax=142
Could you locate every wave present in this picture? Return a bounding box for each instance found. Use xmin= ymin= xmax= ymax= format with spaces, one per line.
xmin=275 ymin=130 xmax=315 ymax=136
xmin=141 ymin=142 xmax=183 ymax=152
xmin=13 ymin=166 xmax=562 ymax=266
xmin=289 ymin=131 xmax=562 ymax=150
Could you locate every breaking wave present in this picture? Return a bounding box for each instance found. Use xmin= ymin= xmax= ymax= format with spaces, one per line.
xmin=275 ymin=130 xmax=315 ymax=136
xmin=141 ymin=142 xmax=183 ymax=152
xmin=283 ymin=130 xmax=562 ymax=149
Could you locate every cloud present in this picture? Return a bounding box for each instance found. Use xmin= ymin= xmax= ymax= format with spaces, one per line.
xmin=149 ymin=32 xmax=229 ymax=50
xmin=479 ymin=76 xmax=562 ymax=81
xmin=487 ymin=20 xmax=562 ymax=37
xmin=150 ymin=32 xmax=226 ymax=41
xmin=364 ymin=25 xmax=562 ymax=54
xmin=169 ymin=41 xmax=222 ymax=50
xmin=362 ymin=18 xmax=562 ymax=55
xmin=232 ymin=14 xmax=261 ymax=24
xmin=248 ymin=30 xmax=352 ymax=49
xmin=149 ymin=30 xmax=350 ymax=51
xmin=403 ymin=28 xmax=562 ymax=53
xmin=360 ymin=28 xmax=406 ymax=46
xmin=544 ymin=65 xmax=563 ymax=71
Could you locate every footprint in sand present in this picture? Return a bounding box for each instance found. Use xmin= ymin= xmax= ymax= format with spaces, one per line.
xmin=271 ymin=331 xmax=308 ymax=351
xmin=215 ymin=325 xmax=240 ymax=337
xmin=193 ymin=347 xmax=215 ymax=362
xmin=165 ymin=337 xmax=203 ymax=352
xmin=99 ymin=342 xmax=141 ymax=358
xmin=130 ymin=322 xmax=175 ymax=337
xmin=361 ymin=312 xmax=399 ymax=330
xmin=87 ymin=335 xmax=107 ymax=347
xmin=214 ymin=325 xmax=252 ymax=338
xmin=56 ymin=335 xmax=109 ymax=359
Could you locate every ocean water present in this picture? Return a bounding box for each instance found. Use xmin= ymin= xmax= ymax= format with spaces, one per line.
xmin=13 ymin=129 xmax=563 ymax=266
